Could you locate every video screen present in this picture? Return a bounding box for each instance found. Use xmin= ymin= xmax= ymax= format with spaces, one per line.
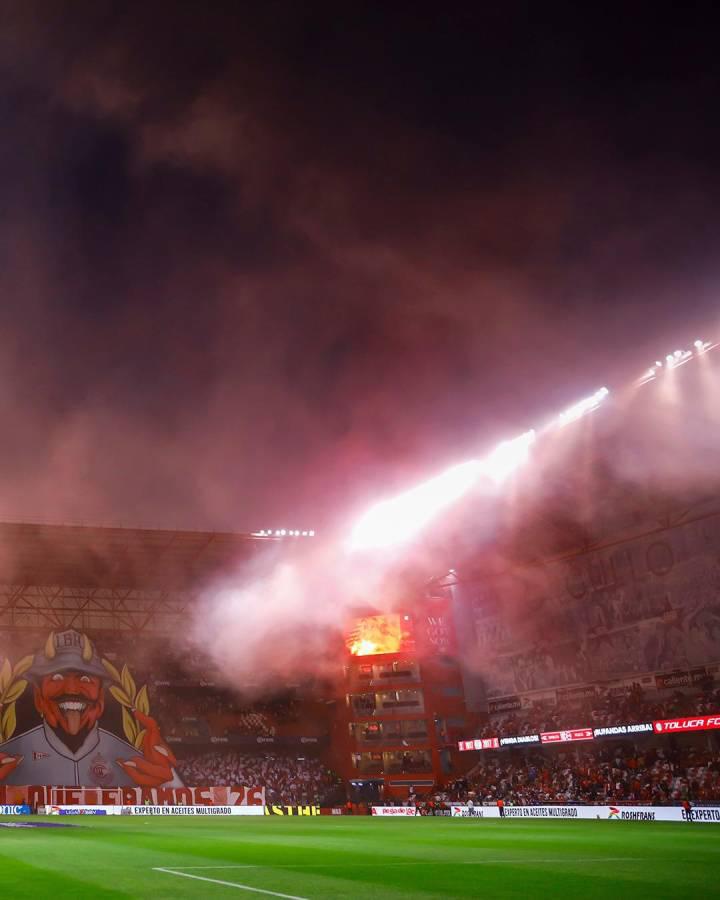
xmin=345 ymin=613 xmax=414 ymax=657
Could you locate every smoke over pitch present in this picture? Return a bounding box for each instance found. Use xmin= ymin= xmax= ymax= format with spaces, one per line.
xmin=191 ymin=344 xmax=720 ymax=691
xmin=0 ymin=5 xmax=718 ymax=536
xmin=0 ymin=7 xmax=719 ymax=690
xmin=190 ymin=542 xmax=417 ymax=691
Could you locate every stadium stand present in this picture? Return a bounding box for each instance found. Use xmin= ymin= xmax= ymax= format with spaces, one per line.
xmin=471 ymin=682 xmax=720 ymax=741
xmin=444 ymin=742 xmax=720 ymax=805
xmin=177 ymin=751 xmax=344 ymax=804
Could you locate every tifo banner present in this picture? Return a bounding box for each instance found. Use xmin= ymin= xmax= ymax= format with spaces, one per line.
xmin=450 ymin=805 xmax=720 ymax=822
xmin=45 ymin=805 xmax=264 ymax=816
xmin=0 ymin=629 xmax=181 ymax=788
xmin=653 ymin=713 xmax=720 ymax=734
xmin=0 ymin=786 xmax=265 ymax=807
xmin=371 ymin=806 xmax=417 ymax=816
xmin=469 ymin=514 xmax=720 ymax=697
xmin=264 ymin=805 xmax=320 ymax=816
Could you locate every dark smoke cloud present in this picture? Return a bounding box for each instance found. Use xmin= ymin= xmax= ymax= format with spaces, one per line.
xmin=1 ymin=4 xmax=719 ymax=694
xmin=0 ymin=3 xmax=718 ymax=541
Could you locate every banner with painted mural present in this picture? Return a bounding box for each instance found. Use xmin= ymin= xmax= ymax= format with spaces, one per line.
xmin=416 ymin=593 xmax=457 ymax=658
xmin=469 ymin=511 xmax=720 ymax=696
xmin=0 ymin=785 xmax=264 ymax=808
xmin=0 ymin=629 xmax=181 ymax=788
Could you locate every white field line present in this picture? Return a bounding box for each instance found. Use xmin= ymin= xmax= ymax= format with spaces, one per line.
xmin=152 ymin=867 xmax=309 ymax=899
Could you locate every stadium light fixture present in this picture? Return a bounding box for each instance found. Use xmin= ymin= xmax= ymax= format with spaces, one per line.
xmin=665 ymin=349 xmax=692 ymax=369
xmin=639 ymin=341 xmax=715 ymax=384
xmin=557 ymin=387 xmax=609 ymax=427
xmin=641 ymin=367 xmax=657 ymax=383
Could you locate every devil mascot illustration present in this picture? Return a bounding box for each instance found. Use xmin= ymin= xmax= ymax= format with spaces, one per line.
xmin=0 ymin=630 xmax=181 ymax=787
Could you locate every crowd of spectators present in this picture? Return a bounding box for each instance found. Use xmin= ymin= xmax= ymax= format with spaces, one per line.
xmin=473 ymin=683 xmax=720 ymax=741
xmin=440 ymin=743 xmax=720 ymax=806
xmin=226 ymin=710 xmax=276 ymax=737
xmin=176 ymin=751 xmax=343 ymax=805
xmin=146 ymin=677 xmax=313 ymax=741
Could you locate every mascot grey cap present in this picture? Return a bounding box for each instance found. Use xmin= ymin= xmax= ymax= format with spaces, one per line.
xmin=29 ymin=629 xmax=107 ymax=679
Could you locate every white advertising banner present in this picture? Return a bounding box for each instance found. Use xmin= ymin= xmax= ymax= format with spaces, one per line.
xmin=44 ymin=805 xmax=265 ymax=816
xmin=45 ymin=806 xmax=121 ymax=815
xmin=451 ymin=805 xmax=500 ymax=818
xmin=450 ymin=805 xmax=720 ymax=822
xmin=371 ymin=806 xmax=417 ymax=817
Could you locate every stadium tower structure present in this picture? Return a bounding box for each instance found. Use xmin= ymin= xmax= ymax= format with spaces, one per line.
xmin=336 ymin=593 xmax=467 ymax=802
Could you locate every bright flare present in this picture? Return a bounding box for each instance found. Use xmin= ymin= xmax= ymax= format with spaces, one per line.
xmin=347 ymin=431 xmax=536 ymax=552
xmin=347 ymin=459 xmax=483 ymax=552
xmin=345 ymin=332 xmax=716 ymax=554
xmin=480 ymin=430 xmax=536 ymax=485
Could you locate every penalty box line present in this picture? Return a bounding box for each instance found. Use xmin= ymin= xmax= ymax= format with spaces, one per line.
xmin=152 ymin=867 xmax=309 ymax=899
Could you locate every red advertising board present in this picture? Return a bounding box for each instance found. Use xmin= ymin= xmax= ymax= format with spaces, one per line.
xmin=540 ymin=728 xmax=593 ymax=744
xmin=457 ymin=737 xmax=499 ymax=751
xmin=653 ymin=713 xmax=720 ymax=734
xmin=459 ymin=712 xmax=720 ymax=750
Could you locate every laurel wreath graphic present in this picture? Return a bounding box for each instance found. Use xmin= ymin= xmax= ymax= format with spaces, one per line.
xmin=101 ymin=659 xmax=151 ymax=749
xmin=0 ymin=655 xmax=34 ymax=742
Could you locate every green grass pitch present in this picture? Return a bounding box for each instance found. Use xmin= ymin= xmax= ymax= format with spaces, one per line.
xmin=0 ymin=815 xmax=716 ymax=898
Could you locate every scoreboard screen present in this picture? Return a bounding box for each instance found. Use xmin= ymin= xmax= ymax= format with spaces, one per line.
xmin=345 ymin=613 xmax=414 ymax=657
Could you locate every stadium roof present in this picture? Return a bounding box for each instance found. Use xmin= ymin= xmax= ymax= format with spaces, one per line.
xmin=0 ymin=520 xmax=275 ymax=590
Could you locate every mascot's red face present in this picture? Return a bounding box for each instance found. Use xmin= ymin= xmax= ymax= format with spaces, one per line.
xmin=34 ymin=670 xmax=105 ymax=736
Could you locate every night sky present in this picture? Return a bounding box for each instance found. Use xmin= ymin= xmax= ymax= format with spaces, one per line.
xmin=1 ymin=3 xmax=718 ymax=533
